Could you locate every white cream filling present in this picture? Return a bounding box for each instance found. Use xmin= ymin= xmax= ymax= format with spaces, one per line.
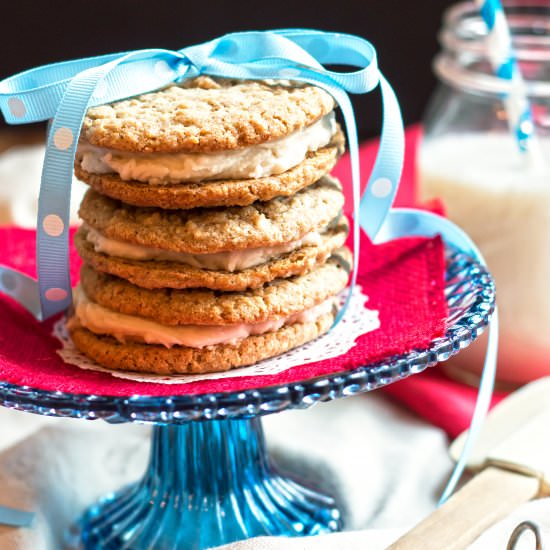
xmin=73 ymin=286 xmax=335 ymax=348
xmin=77 ymin=112 xmax=336 ymax=184
xmin=85 ymin=225 xmax=323 ymax=272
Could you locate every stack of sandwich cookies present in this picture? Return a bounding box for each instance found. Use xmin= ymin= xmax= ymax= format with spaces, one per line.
xmin=68 ymin=76 xmax=352 ymax=375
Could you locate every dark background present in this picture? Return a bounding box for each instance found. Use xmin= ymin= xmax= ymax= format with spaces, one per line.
xmin=1 ymin=0 xmax=455 ymax=139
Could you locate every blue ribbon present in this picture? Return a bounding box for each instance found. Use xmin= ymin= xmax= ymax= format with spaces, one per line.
xmin=0 ymin=29 xmax=497 ymax=504
xmin=0 ymin=29 xmax=402 ymax=321
xmin=0 ymin=505 xmax=34 ymax=528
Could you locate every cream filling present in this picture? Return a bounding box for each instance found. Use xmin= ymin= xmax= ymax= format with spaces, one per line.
xmin=73 ymin=286 xmax=335 ymax=348
xmin=77 ymin=112 xmax=336 ymax=184
xmin=85 ymin=225 xmax=323 ymax=272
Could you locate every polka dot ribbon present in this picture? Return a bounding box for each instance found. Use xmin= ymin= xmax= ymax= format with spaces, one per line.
xmin=0 ymin=29 xmax=498 ymax=502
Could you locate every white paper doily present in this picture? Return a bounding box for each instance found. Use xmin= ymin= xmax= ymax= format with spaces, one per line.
xmin=53 ymin=284 xmax=379 ymax=384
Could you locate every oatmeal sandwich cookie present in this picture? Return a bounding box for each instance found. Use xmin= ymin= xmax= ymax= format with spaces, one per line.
xmin=76 ymin=176 xmax=348 ymax=290
xmin=75 ymin=76 xmax=343 ymax=209
xmin=68 ymin=250 xmax=352 ymax=374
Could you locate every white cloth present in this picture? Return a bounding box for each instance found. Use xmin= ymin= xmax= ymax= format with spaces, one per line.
xmin=0 ymin=410 xmax=148 ymax=549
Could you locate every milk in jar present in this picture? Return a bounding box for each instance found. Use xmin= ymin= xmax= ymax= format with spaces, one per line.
xmin=419 ymin=135 xmax=550 ymax=385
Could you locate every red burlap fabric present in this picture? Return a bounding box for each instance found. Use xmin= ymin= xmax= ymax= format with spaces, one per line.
xmin=0 ymin=226 xmax=447 ymax=397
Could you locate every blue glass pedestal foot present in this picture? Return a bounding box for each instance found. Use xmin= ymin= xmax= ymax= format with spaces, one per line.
xmin=67 ymin=418 xmax=342 ymax=550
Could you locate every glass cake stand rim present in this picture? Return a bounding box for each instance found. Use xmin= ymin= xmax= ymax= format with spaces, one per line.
xmin=0 ymin=249 xmax=495 ymax=424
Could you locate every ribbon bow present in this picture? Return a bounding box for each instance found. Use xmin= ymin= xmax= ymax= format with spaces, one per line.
xmin=0 ymin=29 xmax=403 ymax=321
xmin=0 ymin=29 xmax=497 ymax=503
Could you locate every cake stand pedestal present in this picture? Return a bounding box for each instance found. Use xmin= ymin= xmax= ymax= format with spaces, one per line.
xmin=0 ymin=250 xmax=495 ymax=550
xmin=71 ymin=420 xmax=340 ymax=549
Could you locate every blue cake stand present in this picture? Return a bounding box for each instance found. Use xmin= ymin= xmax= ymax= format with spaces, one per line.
xmin=0 ymin=250 xmax=495 ymax=550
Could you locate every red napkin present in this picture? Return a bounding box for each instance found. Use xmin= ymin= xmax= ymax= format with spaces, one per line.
xmin=0 ymin=226 xmax=447 ymax=398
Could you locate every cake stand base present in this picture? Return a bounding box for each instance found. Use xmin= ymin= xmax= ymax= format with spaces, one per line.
xmin=65 ymin=418 xmax=342 ymax=550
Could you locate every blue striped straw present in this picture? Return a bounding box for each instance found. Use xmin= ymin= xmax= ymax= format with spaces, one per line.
xmin=475 ymin=0 xmax=540 ymax=158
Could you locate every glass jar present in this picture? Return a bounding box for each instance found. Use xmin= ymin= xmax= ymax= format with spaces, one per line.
xmin=418 ymin=1 xmax=550 ymax=387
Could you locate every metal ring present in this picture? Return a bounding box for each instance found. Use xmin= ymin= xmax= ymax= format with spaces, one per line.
xmin=507 ymin=521 xmax=545 ymax=550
